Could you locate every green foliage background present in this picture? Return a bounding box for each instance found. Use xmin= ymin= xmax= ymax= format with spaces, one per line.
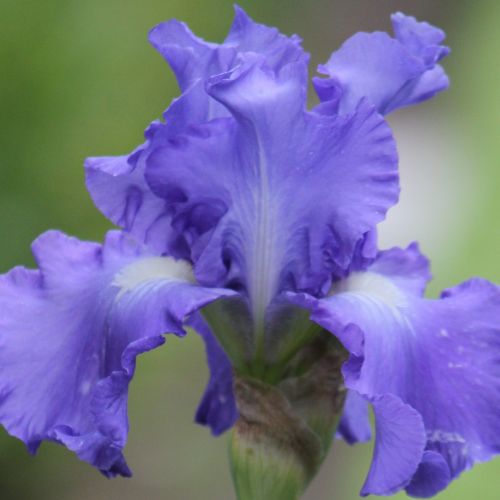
xmin=0 ymin=1 xmax=498 ymax=499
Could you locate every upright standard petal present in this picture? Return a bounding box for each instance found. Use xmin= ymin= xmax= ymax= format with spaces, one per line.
xmin=86 ymin=7 xmax=307 ymax=252
xmin=146 ymin=59 xmax=399 ymax=333
xmin=299 ymin=244 xmax=500 ymax=495
xmin=314 ymin=12 xmax=450 ymax=115
xmin=0 ymin=231 xmax=234 ymax=476
xmin=148 ymin=5 xmax=307 ymax=124
xmin=149 ymin=5 xmax=306 ymax=96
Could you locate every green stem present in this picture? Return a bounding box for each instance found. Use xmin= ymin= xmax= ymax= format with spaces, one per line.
xmin=228 ymin=377 xmax=319 ymax=500
xmin=230 ymin=430 xmax=302 ymax=500
xmin=228 ymin=341 xmax=346 ymax=500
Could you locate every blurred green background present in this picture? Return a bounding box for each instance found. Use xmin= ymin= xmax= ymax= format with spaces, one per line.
xmin=0 ymin=0 xmax=498 ymax=499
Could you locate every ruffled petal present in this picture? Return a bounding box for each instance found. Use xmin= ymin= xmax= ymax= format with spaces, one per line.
xmin=304 ymin=244 xmax=500 ymax=494
xmin=364 ymin=241 xmax=431 ymax=295
xmin=85 ymin=122 xmax=175 ymax=256
xmin=391 ymin=12 xmax=449 ymax=65
xmin=87 ymin=7 xmax=307 ymax=250
xmin=361 ymin=394 xmax=426 ymax=496
xmin=85 ymin=90 xmax=218 ymax=259
xmin=191 ymin=316 xmax=238 ymax=435
xmin=146 ymin=59 xmax=399 ymax=324
xmin=149 ymin=5 xmax=306 ymax=95
xmin=224 ymin=6 xmax=306 ymax=70
xmin=0 ymin=230 xmax=234 ymax=476
xmin=315 ymin=12 xmax=450 ymax=115
xmin=148 ymin=17 xmax=220 ymax=93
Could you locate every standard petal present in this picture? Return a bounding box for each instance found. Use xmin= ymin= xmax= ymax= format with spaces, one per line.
xmin=0 ymin=230 xmax=234 ymax=476
xmin=146 ymin=61 xmax=399 ymax=330
xmin=391 ymin=12 xmax=449 ymax=65
xmin=149 ymin=5 xmax=306 ymax=94
xmin=192 ymin=316 xmax=238 ymax=435
xmin=87 ymin=8 xmax=307 ymax=248
xmin=315 ymin=12 xmax=450 ymax=115
xmin=308 ymin=244 xmax=500 ymax=494
xmin=148 ymin=18 xmax=220 ymax=93
xmin=224 ymin=5 xmax=307 ymax=71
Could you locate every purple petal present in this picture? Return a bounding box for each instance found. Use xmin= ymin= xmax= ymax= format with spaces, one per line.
xmin=148 ymin=6 xmax=307 ymax=125
xmin=146 ymin=60 xmax=399 ymax=319
xmin=391 ymin=12 xmax=450 ymax=65
xmin=315 ymin=12 xmax=450 ymax=115
xmin=368 ymin=241 xmax=431 ymax=295
xmin=337 ymin=389 xmax=371 ymax=445
xmin=149 ymin=5 xmax=306 ymax=95
xmin=361 ymin=394 xmax=426 ymax=496
xmin=395 ymin=64 xmax=449 ymax=109
xmin=85 ymin=89 xmax=219 ymax=259
xmin=405 ymin=451 xmax=451 ymax=498
xmin=306 ymin=244 xmax=500 ymax=493
xmin=87 ymin=7 xmax=307 ymax=250
xmin=191 ymin=316 xmax=238 ymax=435
xmin=225 ymin=6 xmax=307 ymax=71
xmin=85 ymin=122 xmax=176 ymax=256
xmin=0 ymin=230 xmax=234 ymax=476
xmin=148 ymin=18 xmax=220 ymax=93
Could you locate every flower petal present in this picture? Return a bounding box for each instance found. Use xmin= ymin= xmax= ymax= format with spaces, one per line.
xmin=148 ymin=17 xmax=220 ymax=93
xmin=337 ymin=389 xmax=371 ymax=445
xmin=86 ymin=7 xmax=307 ymax=251
xmin=315 ymin=13 xmax=450 ymax=115
xmin=405 ymin=451 xmax=451 ymax=498
xmin=391 ymin=12 xmax=449 ymax=65
xmin=85 ymin=122 xmax=175 ymax=256
xmin=149 ymin=5 xmax=306 ymax=95
xmin=0 ymin=230 xmax=234 ymax=476
xmin=361 ymin=394 xmax=426 ymax=496
xmin=307 ymin=244 xmax=500 ymax=493
xmin=191 ymin=316 xmax=238 ymax=435
xmin=146 ymin=60 xmax=399 ymax=324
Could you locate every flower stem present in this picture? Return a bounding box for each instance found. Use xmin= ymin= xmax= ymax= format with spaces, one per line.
xmin=229 ymin=377 xmax=318 ymax=500
xmin=228 ymin=338 xmax=346 ymax=499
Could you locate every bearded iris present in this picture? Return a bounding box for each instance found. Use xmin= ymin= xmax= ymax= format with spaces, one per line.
xmin=1 ymin=6 xmax=499 ymax=499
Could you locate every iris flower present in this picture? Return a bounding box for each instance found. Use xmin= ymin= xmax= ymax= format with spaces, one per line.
xmin=1 ymin=7 xmax=498 ymax=498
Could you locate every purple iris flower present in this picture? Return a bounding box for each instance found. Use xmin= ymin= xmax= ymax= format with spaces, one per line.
xmin=1 ymin=7 xmax=499 ymax=498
